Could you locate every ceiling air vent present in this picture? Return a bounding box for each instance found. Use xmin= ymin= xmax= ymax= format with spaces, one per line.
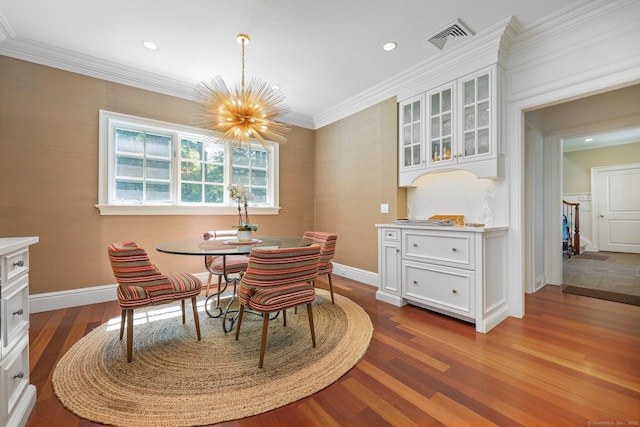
xmin=426 ymin=19 xmax=474 ymax=50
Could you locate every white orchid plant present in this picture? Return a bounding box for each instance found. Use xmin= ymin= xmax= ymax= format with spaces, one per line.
xmin=228 ymin=183 xmax=258 ymax=231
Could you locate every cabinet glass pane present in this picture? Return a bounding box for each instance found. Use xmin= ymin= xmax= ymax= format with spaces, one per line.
xmin=442 ymin=89 xmax=451 ymax=112
xmin=412 ymin=122 xmax=421 ymax=143
xmin=464 ymin=80 xmax=475 ymax=105
xmin=442 ymin=137 xmax=452 ymax=160
xmin=464 ymin=106 xmax=475 ymax=131
xmin=478 ymin=101 xmax=489 ymax=127
xmin=431 ymin=117 xmax=440 ymax=137
xmin=478 ymin=129 xmax=490 ymax=154
xmin=431 ymin=141 xmax=440 ymax=162
xmin=403 ymin=125 xmax=411 ymax=145
xmin=442 ymin=113 xmax=451 ymax=136
xmin=412 ymin=101 xmax=420 ymax=121
xmin=431 ymin=93 xmax=440 ymax=115
xmin=465 ymin=131 xmax=476 ymax=156
xmin=404 ymin=147 xmax=411 ymax=167
xmin=478 ymin=74 xmax=489 ymax=100
xmin=413 ymin=145 xmax=421 ymax=165
xmin=403 ymin=105 xmax=411 ymax=125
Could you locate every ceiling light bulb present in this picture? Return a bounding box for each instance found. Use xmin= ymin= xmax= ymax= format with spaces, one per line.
xmin=383 ymin=41 xmax=397 ymax=51
xmin=142 ymin=41 xmax=158 ymax=50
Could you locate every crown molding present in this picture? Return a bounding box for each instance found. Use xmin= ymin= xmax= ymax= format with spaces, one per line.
xmin=0 ymin=35 xmax=316 ymax=130
xmin=0 ymin=8 xmax=14 ymax=41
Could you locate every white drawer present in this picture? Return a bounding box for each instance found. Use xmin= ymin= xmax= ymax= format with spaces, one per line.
xmin=2 ymin=248 xmax=29 ymax=283
xmin=402 ymin=261 xmax=475 ymax=318
xmin=1 ymin=336 xmax=29 ymax=419
xmin=381 ymin=228 xmax=399 ymax=241
xmin=402 ymin=230 xmax=474 ymax=269
xmin=2 ymin=275 xmax=29 ymax=352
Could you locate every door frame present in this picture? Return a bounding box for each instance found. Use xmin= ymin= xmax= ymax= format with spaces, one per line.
xmin=591 ymin=162 xmax=640 ymax=251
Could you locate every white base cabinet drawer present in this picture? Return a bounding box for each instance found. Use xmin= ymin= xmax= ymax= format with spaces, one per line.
xmin=402 ymin=261 xmax=475 ymax=319
xmin=2 ymin=275 xmax=29 ymax=354
xmin=403 ymin=230 xmax=474 ymax=269
xmin=1 ymin=336 xmax=29 ymax=421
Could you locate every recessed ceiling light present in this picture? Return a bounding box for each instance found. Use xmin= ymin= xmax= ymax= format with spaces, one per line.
xmin=383 ymin=41 xmax=397 ymax=51
xmin=142 ymin=41 xmax=158 ymax=51
xmin=585 ymin=138 xmax=593 ymax=142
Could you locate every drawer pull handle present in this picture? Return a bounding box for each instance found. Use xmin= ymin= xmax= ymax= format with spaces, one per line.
xmin=13 ymin=260 xmax=24 ymax=267
xmin=13 ymin=308 xmax=24 ymax=316
xmin=413 ymin=243 xmax=418 ymax=247
xmin=451 ymin=248 xmax=457 ymax=252
xmin=413 ymin=280 xmax=418 ymax=284
xmin=396 ymin=249 xmax=400 ymax=253
xmin=452 ymin=289 xmax=458 ymax=294
xmin=13 ymin=371 xmax=24 ymax=380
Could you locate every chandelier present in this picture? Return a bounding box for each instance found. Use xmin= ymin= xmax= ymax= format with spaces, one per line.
xmin=195 ymin=34 xmax=290 ymax=148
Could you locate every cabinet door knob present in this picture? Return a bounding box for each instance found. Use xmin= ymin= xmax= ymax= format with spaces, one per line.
xmin=452 ymin=247 xmax=458 ymax=252
xmin=13 ymin=260 xmax=24 ymax=267
xmin=396 ymin=248 xmax=400 ymax=252
xmin=413 ymin=243 xmax=418 ymax=247
xmin=452 ymin=289 xmax=458 ymax=294
xmin=413 ymin=280 xmax=418 ymax=284
xmin=13 ymin=308 xmax=24 ymax=316
xmin=13 ymin=371 xmax=24 ymax=380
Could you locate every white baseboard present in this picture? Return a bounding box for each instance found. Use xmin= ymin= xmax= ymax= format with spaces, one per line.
xmin=29 ymin=267 xmax=378 ymax=313
xmin=29 ymin=283 xmax=119 ymax=313
xmin=331 ymin=262 xmax=378 ymax=288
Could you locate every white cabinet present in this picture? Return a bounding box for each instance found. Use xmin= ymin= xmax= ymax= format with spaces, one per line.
xmin=376 ymin=228 xmax=403 ymax=306
xmin=1 ymin=237 xmax=38 ymax=427
xmin=398 ymin=65 xmax=504 ymax=186
xmin=376 ymin=224 xmax=508 ymax=333
xmin=398 ymin=94 xmax=425 ymax=173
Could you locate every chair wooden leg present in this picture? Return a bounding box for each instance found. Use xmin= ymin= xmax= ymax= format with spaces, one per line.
xmin=181 ymin=299 xmax=186 ymax=324
xmin=126 ymin=309 xmax=134 ymax=362
xmin=119 ymin=310 xmax=126 ymax=340
xmin=283 ymin=309 xmax=287 ymax=326
xmin=327 ymin=274 xmax=335 ymax=304
xmin=307 ymin=303 xmax=316 ymax=347
xmin=205 ymin=273 xmax=211 ymax=296
xmin=191 ymin=297 xmax=201 ymax=341
xmin=235 ymin=305 xmax=245 ymax=340
xmin=259 ymin=314 xmax=270 ymax=368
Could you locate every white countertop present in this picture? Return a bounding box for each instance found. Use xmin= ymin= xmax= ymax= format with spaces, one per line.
xmin=376 ymin=223 xmax=508 ymax=232
xmin=0 ymin=236 xmax=39 ymax=255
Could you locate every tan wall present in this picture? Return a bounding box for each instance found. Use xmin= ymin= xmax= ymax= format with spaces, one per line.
xmin=0 ymin=56 xmax=315 ymax=294
xmin=563 ymin=141 xmax=640 ymax=193
xmin=315 ymin=98 xmax=406 ymax=273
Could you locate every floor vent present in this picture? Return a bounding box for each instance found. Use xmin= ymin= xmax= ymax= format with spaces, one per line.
xmin=426 ymin=19 xmax=474 ymax=50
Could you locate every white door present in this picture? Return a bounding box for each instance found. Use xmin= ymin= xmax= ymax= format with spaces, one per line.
xmin=593 ymin=164 xmax=640 ymax=253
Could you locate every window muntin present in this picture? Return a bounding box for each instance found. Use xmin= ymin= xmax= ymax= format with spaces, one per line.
xmin=97 ymin=110 xmax=279 ymax=215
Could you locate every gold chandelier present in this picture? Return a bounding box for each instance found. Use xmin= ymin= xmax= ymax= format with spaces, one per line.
xmin=195 ymin=34 xmax=290 ymax=148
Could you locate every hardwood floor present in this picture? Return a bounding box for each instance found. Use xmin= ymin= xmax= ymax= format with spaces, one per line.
xmin=27 ymin=277 xmax=640 ymax=426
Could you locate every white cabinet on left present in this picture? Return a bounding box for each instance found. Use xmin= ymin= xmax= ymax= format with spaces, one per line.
xmin=1 ymin=237 xmax=38 ymax=427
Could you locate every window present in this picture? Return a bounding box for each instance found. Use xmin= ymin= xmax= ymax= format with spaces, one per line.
xmin=97 ymin=110 xmax=280 ymax=215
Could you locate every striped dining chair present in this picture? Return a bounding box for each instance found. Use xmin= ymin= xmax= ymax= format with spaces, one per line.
xmin=303 ymin=231 xmax=338 ymax=304
xmin=235 ymin=245 xmax=321 ymax=368
xmin=203 ymin=230 xmax=250 ymax=305
xmin=108 ymin=241 xmax=202 ymax=362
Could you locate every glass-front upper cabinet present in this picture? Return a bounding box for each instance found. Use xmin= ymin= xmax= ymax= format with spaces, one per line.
xmin=398 ymin=94 xmax=424 ymax=171
xmin=459 ymin=69 xmax=492 ymax=162
xmin=427 ymin=82 xmax=455 ymax=167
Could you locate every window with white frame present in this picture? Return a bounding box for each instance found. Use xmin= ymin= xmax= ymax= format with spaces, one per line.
xmin=97 ymin=110 xmax=280 ymax=215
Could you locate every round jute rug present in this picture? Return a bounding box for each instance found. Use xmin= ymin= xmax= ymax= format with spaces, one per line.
xmin=52 ymin=289 xmax=373 ymax=427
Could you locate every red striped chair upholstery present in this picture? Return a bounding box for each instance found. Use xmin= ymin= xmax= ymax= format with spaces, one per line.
xmin=303 ymin=231 xmax=338 ymax=303
xmin=108 ymin=241 xmax=202 ymax=362
xmin=203 ymin=230 xmax=250 ymax=305
xmin=235 ymin=245 xmax=321 ymax=368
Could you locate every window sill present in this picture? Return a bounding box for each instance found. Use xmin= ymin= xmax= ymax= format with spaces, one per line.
xmin=95 ymin=205 xmax=281 ymax=216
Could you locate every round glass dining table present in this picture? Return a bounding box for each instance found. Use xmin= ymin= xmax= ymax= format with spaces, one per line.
xmin=156 ymin=235 xmax=312 ymax=332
